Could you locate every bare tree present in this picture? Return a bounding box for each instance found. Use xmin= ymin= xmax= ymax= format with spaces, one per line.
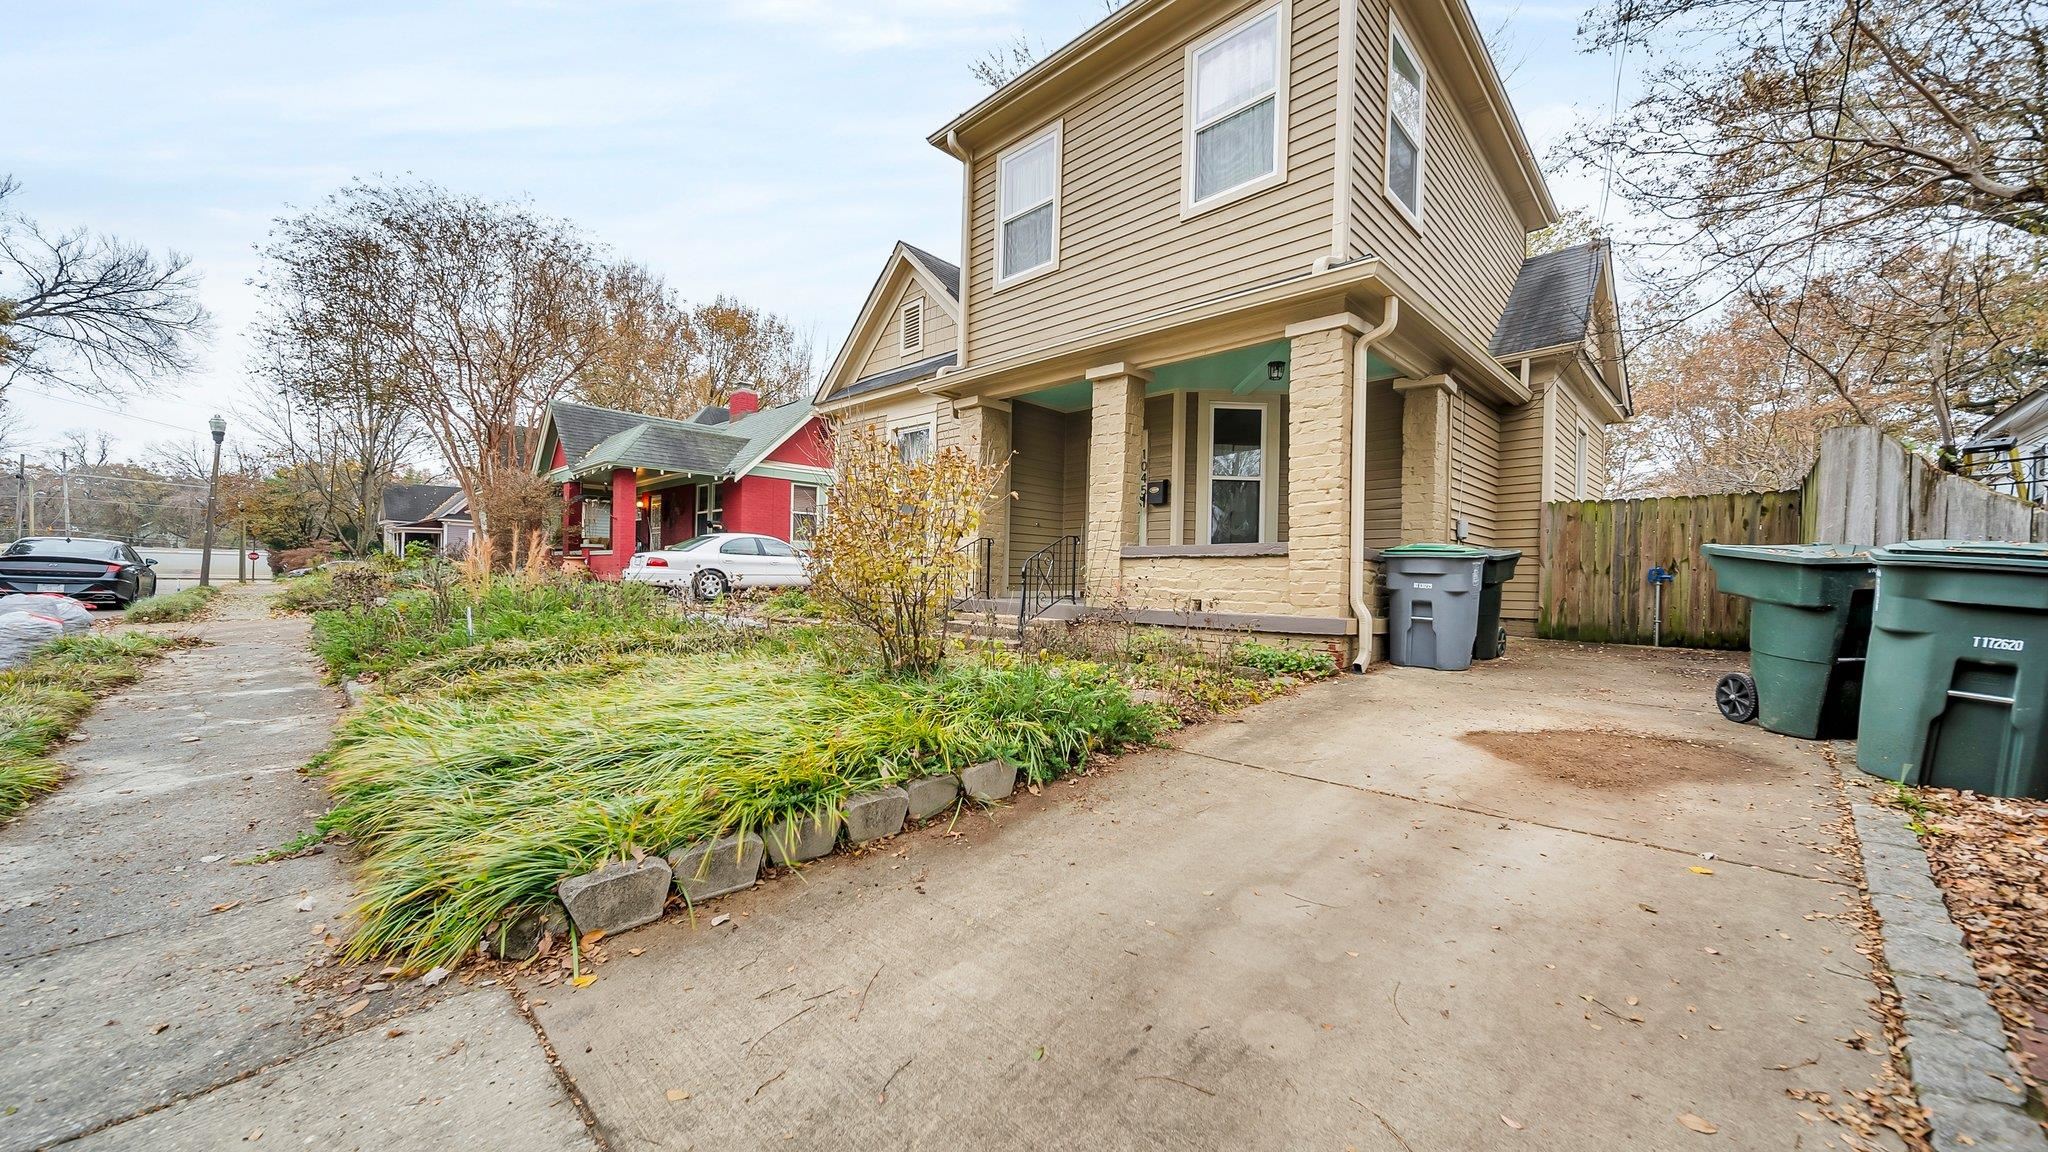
xmin=252 ymin=179 xmax=609 ymax=559
xmin=970 ymin=2 xmax=1131 ymax=88
xmin=0 ymin=175 xmax=210 ymax=399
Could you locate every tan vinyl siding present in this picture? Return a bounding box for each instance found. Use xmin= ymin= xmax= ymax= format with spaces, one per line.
xmin=1362 ymin=377 xmax=1402 ymax=548
xmin=1349 ymin=0 xmax=1525 ymax=348
xmin=1009 ymin=402 xmax=1067 ymax=581
xmin=836 ymin=392 xmax=949 ymax=443
xmin=1495 ymin=391 xmax=1544 ymax=624
xmin=1061 ymin=411 xmax=1089 ymax=539
xmin=851 ymin=281 xmax=957 ymax=382
xmin=964 ymin=0 xmax=1341 ymax=367
xmin=1143 ymin=395 xmax=1174 ymax=543
xmin=1551 ymin=379 xmax=1601 ymax=501
xmin=1448 ymin=388 xmax=1500 ymax=546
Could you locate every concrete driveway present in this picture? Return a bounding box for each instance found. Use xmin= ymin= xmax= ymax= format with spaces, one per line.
xmin=530 ymin=641 xmax=1896 ymax=1151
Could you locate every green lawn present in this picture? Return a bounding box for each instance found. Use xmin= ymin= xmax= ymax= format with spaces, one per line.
xmin=125 ymin=584 xmax=222 ymax=624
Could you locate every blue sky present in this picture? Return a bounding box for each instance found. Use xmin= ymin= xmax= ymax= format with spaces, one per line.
xmin=5 ymin=0 xmax=1619 ymax=457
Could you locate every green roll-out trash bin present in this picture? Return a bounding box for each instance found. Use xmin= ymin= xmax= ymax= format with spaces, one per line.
xmin=1472 ymin=548 xmax=1523 ymax=661
xmin=1700 ymin=543 xmax=1874 ymax=739
xmin=1381 ymin=544 xmax=1520 ymax=670
xmin=1856 ymin=540 xmax=2048 ymax=799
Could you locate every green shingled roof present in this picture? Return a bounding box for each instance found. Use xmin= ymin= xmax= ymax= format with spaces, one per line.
xmin=542 ymin=398 xmax=818 ymax=481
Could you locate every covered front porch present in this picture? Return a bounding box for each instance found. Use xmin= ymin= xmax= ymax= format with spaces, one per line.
xmin=950 ymin=311 xmax=1472 ymax=654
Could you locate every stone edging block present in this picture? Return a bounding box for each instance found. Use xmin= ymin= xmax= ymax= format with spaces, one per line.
xmin=766 ymin=811 xmax=841 ymax=866
xmin=557 ymin=857 xmax=672 ymax=937
xmin=842 ymin=787 xmax=909 ymax=844
xmin=961 ymin=759 xmax=1018 ymax=802
xmin=668 ymin=832 xmax=764 ymax=903
xmin=906 ymin=774 xmax=959 ymax=821
xmin=1849 ymin=801 xmax=2046 ymax=1151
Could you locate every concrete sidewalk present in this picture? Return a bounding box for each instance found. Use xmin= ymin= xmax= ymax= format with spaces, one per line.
xmin=0 ymin=586 xmax=594 ymax=1152
xmin=529 ymin=642 xmax=1898 ymax=1150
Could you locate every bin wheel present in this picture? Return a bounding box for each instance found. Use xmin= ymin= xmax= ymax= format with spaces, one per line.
xmin=1495 ymin=626 xmax=1509 ymax=657
xmin=1715 ymin=672 xmax=1759 ymax=724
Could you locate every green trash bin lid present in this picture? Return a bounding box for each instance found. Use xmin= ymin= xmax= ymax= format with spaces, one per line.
xmin=1381 ymin=542 xmax=1521 ymax=560
xmin=1700 ymin=543 xmax=1871 ymax=566
xmin=1871 ymin=539 xmax=2048 ymax=573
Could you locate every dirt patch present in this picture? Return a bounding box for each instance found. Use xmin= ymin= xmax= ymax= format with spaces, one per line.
xmin=1459 ymin=727 xmax=1769 ymax=789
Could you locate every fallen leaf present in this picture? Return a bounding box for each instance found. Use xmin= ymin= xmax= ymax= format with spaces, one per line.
xmin=1501 ymin=1115 xmax=1525 ymax=1130
xmin=665 ymin=1089 xmax=691 ymax=1102
xmin=1689 ymin=867 xmax=1715 ymax=875
xmin=629 ymin=947 xmax=646 ymax=957
xmin=711 ymin=913 xmax=731 ymax=928
xmin=571 ymin=975 xmax=597 ymax=989
xmin=1031 ymin=1046 xmax=1046 ymax=1061
xmin=339 ymin=999 xmax=368 ymax=1018
xmin=581 ymin=930 xmax=605 ymax=947
xmin=209 ymin=901 xmax=242 ymax=914
xmin=420 ymin=967 xmax=451 ymax=988
xmin=1677 ymin=1112 xmax=1718 ymax=1134
xmin=244 ymin=1127 xmax=262 ymax=1142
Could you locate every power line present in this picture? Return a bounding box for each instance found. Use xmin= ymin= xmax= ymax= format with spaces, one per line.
xmin=6 ymin=385 xmax=215 ymax=436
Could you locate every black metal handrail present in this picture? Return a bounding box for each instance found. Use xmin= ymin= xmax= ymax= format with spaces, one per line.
xmin=953 ymin=536 xmax=994 ymax=606
xmin=1018 ymin=535 xmax=1081 ymax=630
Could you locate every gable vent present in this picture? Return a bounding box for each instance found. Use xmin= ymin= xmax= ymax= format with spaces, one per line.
xmin=900 ymin=298 xmax=924 ymax=356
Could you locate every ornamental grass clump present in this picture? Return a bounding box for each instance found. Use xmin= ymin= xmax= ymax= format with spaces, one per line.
xmin=317 ymin=653 xmax=1153 ymax=967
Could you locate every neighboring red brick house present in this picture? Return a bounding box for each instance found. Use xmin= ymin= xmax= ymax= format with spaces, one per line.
xmin=533 ymin=390 xmax=831 ymax=579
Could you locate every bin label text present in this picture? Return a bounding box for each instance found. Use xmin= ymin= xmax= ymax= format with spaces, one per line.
xmin=1973 ymin=636 xmax=2026 ymax=652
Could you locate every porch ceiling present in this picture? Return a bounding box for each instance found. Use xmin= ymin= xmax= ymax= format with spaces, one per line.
xmin=1013 ymin=341 xmax=1408 ymax=412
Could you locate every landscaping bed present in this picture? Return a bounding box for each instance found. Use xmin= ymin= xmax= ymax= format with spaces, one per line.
xmin=124 ymin=584 xmax=222 ymax=624
xmin=1906 ymin=787 xmax=2048 ymax=1095
xmin=1 ymin=632 xmax=193 ymax=818
xmin=294 ymin=570 xmax=1339 ymax=971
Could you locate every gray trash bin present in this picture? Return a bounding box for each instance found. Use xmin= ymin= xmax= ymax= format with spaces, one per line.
xmin=1381 ymin=543 xmax=1490 ymax=671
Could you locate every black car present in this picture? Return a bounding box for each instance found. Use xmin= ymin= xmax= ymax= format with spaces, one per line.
xmin=0 ymin=537 xmax=159 ymax=609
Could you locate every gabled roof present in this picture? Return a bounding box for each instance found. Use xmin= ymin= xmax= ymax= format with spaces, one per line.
xmin=1974 ymin=386 xmax=2048 ymax=447
xmin=1490 ymin=242 xmax=1605 ymax=358
xmin=537 ymin=398 xmax=820 ymax=482
xmin=902 ymin=243 xmax=960 ymax=301
xmin=817 ymin=243 xmax=964 ymax=407
xmin=380 ymin=483 xmax=461 ymax=526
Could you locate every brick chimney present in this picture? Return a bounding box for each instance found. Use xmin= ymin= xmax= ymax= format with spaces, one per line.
xmin=726 ymin=389 xmax=760 ymax=418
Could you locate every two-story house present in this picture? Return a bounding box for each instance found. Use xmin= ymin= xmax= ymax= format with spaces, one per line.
xmin=816 ymin=0 xmax=1627 ymax=664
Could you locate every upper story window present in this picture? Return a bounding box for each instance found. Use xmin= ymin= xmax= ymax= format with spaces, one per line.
xmin=896 ymin=423 xmax=934 ymax=465
xmin=899 ymin=298 xmax=924 ymax=356
xmin=997 ymin=124 xmax=1060 ymax=284
xmin=1185 ymin=4 xmax=1288 ymax=214
xmin=1386 ymin=15 xmax=1426 ymax=221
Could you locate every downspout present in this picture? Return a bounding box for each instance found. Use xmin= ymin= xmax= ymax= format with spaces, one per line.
xmin=945 ymin=130 xmax=971 ymax=375
xmin=1349 ymin=295 xmax=1400 ymax=672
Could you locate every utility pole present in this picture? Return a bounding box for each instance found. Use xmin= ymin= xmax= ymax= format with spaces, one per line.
xmin=12 ymin=455 xmax=22 ymax=542
xmin=59 ymin=451 xmax=72 ymax=537
xmin=238 ymin=503 xmax=248 ymax=584
xmin=199 ymin=414 xmax=226 ymax=587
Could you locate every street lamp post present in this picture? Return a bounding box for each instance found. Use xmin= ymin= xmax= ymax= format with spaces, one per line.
xmin=199 ymin=415 xmax=226 ymax=587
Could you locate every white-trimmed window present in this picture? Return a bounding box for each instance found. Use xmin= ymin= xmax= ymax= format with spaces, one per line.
xmin=694 ymin=483 xmax=722 ymax=536
xmin=1201 ymin=400 xmax=1277 ymax=544
xmin=1185 ymin=4 xmax=1288 ymax=213
xmin=580 ymin=497 xmax=612 ymax=546
xmin=895 ymin=424 xmax=934 ymax=465
xmin=1386 ymin=15 xmax=1426 ymax=221
xmin=791 ymin=484 xmax=821 ymax=544
xmin=996 ymin=124 xmax=1060 ymax=284
xmin=899 ymin=298 xmax=924 ymax=356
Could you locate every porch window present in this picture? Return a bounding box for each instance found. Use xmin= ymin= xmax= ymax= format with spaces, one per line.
xmin=997 ymin=124 xmax=1060 ymax=283
xmin=1186 ymin=5 xmax=1286 ymax=211
xmin=1208 ymin=404 xmax=1266 ymax=544
xmin=695 ymin=483 xmax=722 ymax=536
xmin=580 ymin=497 xmax=612 ymax=545
xmin=896 ymin=424 xmax=933 ymax=465
xmin=791 ymin=483 xmax=820 ymax=545
xmin=1386 ymin=16 xmax=1426 ymax=220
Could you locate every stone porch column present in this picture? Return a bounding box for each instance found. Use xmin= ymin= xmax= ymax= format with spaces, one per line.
xmin=951 ymin=396 xmax=1013 ymax=596
xmin=1083 ymin=363 xmax=1151 ymax=601
xmin=1394 ymin=375 xmax=1456 ymax=541
xmin=1284 ymin=315 xmax=1365 ymax=615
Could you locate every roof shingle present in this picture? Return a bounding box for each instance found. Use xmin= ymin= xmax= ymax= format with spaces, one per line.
xmin=1490 ymin=241 xmax=1605 ymax=358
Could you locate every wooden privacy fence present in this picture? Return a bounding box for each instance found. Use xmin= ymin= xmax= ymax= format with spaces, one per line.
xmin=1539 ymin=491 xmax=1805 ymax=648
xmin=1807 ymin=424 xmax=2048 ymax=545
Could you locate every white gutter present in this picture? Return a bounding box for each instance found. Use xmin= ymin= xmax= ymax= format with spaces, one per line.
xmin=1349 ymin=295 xmax=1400 ymax=672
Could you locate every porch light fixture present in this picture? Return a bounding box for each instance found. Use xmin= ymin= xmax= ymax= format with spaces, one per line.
xmin=1267 ymin=360 xmax=1285 ymax=381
